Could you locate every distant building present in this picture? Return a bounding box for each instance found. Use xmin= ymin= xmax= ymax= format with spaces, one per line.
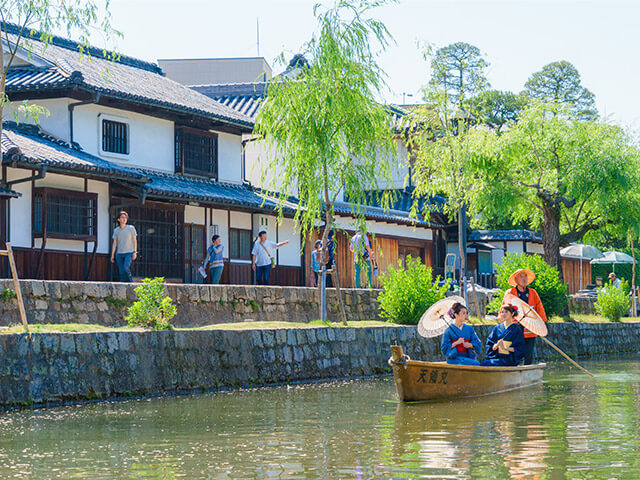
xmin=157 ymin=57 xmax=272 ymax=85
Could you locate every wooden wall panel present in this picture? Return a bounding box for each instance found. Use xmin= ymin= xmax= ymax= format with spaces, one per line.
xmin=1 ymin=247 xmax=108 ymax=281
xmin=562 ymin=257 xmax=592 ymax=294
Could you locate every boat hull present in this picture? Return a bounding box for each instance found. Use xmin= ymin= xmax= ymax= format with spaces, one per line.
xmin=389 ymin=345 xmax=545 ymax=402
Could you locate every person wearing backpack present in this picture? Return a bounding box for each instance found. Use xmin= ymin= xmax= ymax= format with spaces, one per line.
xmin=251 ymin=230 xmax=289 ymax=285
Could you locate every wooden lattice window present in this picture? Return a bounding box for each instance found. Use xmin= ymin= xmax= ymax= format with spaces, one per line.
xmin=175 ymin=126 xmax=218 ymax=178
xmin=33 ymin=187 xmax=97 ymax=240
xmin=102 ymin=118 xmax=129 ymax=155
xmin=229 ymin=228 xmax=252 ymax=260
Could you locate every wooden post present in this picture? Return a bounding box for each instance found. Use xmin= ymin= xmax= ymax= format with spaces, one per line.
xmin=0 ymin=243 xmax=29 ymax=333
xmin=470 ymin=276 xmax=483 ymax=320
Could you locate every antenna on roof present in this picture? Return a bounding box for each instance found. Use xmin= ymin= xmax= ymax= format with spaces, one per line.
xmin=256 ymin=17 xmax=260 ymax=57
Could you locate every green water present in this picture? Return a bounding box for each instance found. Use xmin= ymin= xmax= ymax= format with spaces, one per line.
xmin=1 ymin=357 xmax=640 ymax=479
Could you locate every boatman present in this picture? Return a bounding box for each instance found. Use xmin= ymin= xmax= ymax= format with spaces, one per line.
xmin=503 ymin=268 xmax=547 ymax=365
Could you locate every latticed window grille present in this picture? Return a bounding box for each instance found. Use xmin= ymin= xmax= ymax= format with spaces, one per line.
xmin=229 ymin=228 xmax=252 ymax=260
xmin=175 ymin=126 xmax=218 ymax=178
xmin=102 ymin=119 xmax=129 ymax=155
xmin=33 ymin=188 xmax=97 ymax=240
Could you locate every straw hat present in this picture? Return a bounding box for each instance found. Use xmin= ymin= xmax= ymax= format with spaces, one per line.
xmin=608 ymin=272 xmax=617 ymax=279
xmin=508 ymin=268 xmax=535 ymax=287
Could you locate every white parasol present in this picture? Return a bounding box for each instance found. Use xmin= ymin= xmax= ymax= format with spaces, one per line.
xmin=417 ymin=296 xmax=466 ymax=338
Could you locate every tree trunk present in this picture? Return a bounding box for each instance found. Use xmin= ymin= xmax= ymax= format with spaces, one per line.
xmin=630 ymin=232 xmax=636 ymax=317
xmin=541 ymin=202 xmax=563 ymax=281
xmin=318 ymin=210 xmax=347 ymax=325
xmin=457 ymin=204 xmax=466 ymax=287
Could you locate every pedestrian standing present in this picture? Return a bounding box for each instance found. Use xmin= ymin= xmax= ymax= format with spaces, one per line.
xmin=251 ymin=230 xmax=290 ymax=285
xmin=350 ymin=229 xmax=374 ymax=288
xmin=204 ymin=234 xmax=225 ymax=284
xmin=110 ymin=211 xmax=137 ymax=283
xmin=311 ymin=240 xmax=322 ymax=285
xmin=608 ymin=272 xmax=622 ymax=288
xmin=325 ymin=230 xmax=335 ymax=287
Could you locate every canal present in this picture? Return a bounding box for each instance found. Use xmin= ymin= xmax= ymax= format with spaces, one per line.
xmin=1 ymin=356 xmax=639 ymax=479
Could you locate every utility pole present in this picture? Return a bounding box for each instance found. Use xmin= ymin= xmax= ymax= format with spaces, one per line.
xmin=256 ymin=17 xmax=260 ymax=56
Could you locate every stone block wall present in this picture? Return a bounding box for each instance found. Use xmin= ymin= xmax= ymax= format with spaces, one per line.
xmin=1 ymin=322 xmax=639 ymax=407
xmin=0 ymin=280 xmax=380 ymax=327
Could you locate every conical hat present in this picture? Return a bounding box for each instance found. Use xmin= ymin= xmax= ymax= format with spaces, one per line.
xmin=508 ymin=269 xmax=535 ymax=287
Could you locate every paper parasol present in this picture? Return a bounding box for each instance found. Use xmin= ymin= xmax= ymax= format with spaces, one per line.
xmin=417 ymin=296 xmax=466 ymax=338
xmin=502 ymin=293 xmax=548 ymax=337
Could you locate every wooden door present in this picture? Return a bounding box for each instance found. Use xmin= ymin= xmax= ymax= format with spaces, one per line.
xmin=185 ymin=224 xmax=206 ymax=284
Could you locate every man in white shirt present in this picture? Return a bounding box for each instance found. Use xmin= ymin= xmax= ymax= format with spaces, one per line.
xmin=349 ymin=229 xmax=374 ymax=288
xmin=110 ymin=211 xmax=137 ymax=282
xmin=609 ymin=272 xmax=622 ymax=288
xmin=251 ymin=230 xmax=289 ymax=285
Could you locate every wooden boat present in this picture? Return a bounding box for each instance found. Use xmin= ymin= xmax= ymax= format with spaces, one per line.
xmin=389 ymin=345 xmax=546 ymax=402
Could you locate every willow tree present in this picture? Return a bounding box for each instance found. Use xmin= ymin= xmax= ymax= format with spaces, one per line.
xmin=0 ymin=0 xmax=120 ymax=163
xmin=253 ymin=0 xmax=397 ymax=323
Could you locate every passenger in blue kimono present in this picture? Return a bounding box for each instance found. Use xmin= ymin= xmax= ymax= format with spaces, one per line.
xmin=480 ymin=304 xmax=525 ymax=367
xmin=441 ymin=302 xmax=482 ymax=366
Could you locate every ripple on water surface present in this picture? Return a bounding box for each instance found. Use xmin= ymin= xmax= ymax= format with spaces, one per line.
xmin=1 ymin=357 xmax=640 ymax=479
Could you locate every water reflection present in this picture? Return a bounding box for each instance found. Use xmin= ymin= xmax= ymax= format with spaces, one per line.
xmin=0 ymin=358 xmax=639 ymax=479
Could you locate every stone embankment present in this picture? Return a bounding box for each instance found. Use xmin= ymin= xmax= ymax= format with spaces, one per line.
xmin=1 ymin=322 xmax=638 ymax=407
xmin=0 ymin=280 xmax=380 ymax=327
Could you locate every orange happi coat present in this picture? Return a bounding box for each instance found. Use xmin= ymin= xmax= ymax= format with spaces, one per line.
xmin=505 ymin=286 xmax=548 ymax=338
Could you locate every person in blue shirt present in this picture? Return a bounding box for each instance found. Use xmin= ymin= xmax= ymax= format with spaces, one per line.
xmin=204 ymin=234 xmax=225 ymax=284
xmin=441 ymin=302 xmax=482 ymax=365
xmin=480 ymin=304 xmax=525 ymax=367
xmin=311 ymin=240 xmax=322 ymax=285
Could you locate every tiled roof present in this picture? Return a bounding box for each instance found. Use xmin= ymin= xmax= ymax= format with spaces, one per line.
xmin=4 ymin=24 xmax=253 ymax=129
xmin=135 ymin=167 xmax=292 ymax=213
xmin=0 ymin=186 xmax=20 ymax=198
xmin=1 ymin=122 xmax=145 ymax=181
xmin=366 ymin=187 xmax=446 ymax=215
xmin=469 ymin=229 xmax=543 ymax=242
xmin=191 ymin=82 xmax=267 ymax=120
xmin=333 ymin=201 xmax=441 ymax=228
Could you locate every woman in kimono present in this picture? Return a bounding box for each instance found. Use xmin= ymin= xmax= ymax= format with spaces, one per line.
xmin=441 ymin=302 xmax=482 ymax=365
xmin=481 ymin=304 xmax=525 ymax=367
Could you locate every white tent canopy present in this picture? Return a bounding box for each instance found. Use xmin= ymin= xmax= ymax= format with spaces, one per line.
xmin=560 ymin=244 xmax=604 ymax=291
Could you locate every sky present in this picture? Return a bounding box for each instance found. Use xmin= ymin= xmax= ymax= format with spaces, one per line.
xmin=88 ymin=0 xmax=640 ymax=129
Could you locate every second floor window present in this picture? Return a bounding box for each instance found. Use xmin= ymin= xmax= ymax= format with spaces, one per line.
xmin=102 ymin=118 xmax=129 ymax=155
xmin=229 ymin=228 xmax=251 ymax=260
xmin=33 ymin=187 xmax=97 ymax=240
xmin=175 ymin=126 xmax=218 ymax=178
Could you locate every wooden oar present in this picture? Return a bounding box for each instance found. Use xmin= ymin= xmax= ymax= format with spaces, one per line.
xmin=538 ymin=335 xmax=594 ymax=377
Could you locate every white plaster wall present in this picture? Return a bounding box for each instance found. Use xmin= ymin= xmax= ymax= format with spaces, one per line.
xmin=7 ymin=98 xmax=71 ymax=141
xmin=217 ymin=132 xmax=243 ymax=183
xmin=243 ymin=139 xmax=293 ymax=193
xmin=277 ymin=217 xmax=301 ymax=266
xmin=527 ymin=242 xmax=544 ymax=255
xmin=72 ymin=103 xmax=175 ymax=172
xmin=6 ymin=167 xmax=32 ymax=248
xmin=334 ymin=215 xmax=433 ymax=241
xmin=6 ymin=169 xmax=110 ymax=253
xmin=490 ymin=242 xmax=506 ymax=268
xmin=184 ymin=205 xmax=205 ymax=225
xmin=230 ymin=211 xmax=251 ymax=230
xmin=506 ymin=241 xmax=524 ymax=255
xmin=252 ymin=213 xmax=277 ymax=239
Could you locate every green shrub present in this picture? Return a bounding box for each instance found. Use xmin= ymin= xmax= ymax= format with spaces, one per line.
xmin=0 ymin=288 xmax=16 ymax=302
xmin=487 ymin=253 xmax=568 ymax=316
xmin=595 ymin=280 xmax=631 ymax=322
xmin=125 ymin=277 xmax=176 ymax=330
xmin=377 ymin=255 xmax=449 ymax=325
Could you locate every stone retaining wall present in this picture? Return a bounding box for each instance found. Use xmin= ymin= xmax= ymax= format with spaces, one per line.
xmin=1 ymin=322 xmax=638 ymax=407
xmin=0 ymin=280 xmax=380 ymax=327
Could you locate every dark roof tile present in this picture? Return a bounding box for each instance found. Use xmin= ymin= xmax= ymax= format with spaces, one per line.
xmin=469 ymin=229 xmax=542 ymax=242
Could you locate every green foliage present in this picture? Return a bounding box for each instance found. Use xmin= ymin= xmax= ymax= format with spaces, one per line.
xmin=125 ymin=277 xmax=176 ymax=330
xmin=595 ymin=280 xmax=631 ymax=322
xmin=0 ymin=288 xmax=16 ymax=302
xmin=254 ymin=0 xmax=397 ymax=239
xmin=468 ymin=89 xmax=528 ymax=133
xmin=467 ymin=102 xmax=640 ymax=268
xmin=377 ymin=255 xmax=449 ymax=325
xmin=104 ymin=295 xmax=128 ymax=309
xmin=487 ymin=253 xmax=568 ymax=316
xmin=523 ymin=60 xmax=597 ymax=120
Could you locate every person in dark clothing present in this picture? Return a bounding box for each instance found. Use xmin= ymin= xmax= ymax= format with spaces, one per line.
xmin=481 ymin=304 xmax=525 ymax=367
xmin=325 ymin=230 xmax=335 ymax=287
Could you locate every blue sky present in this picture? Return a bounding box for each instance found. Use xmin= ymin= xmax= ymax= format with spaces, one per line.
xmin=93 ymin=0 xmax=639 ymax=130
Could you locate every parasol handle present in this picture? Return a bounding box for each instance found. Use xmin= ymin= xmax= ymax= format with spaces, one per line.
xmin=538 ymin=335 xmax=594 ymax=377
